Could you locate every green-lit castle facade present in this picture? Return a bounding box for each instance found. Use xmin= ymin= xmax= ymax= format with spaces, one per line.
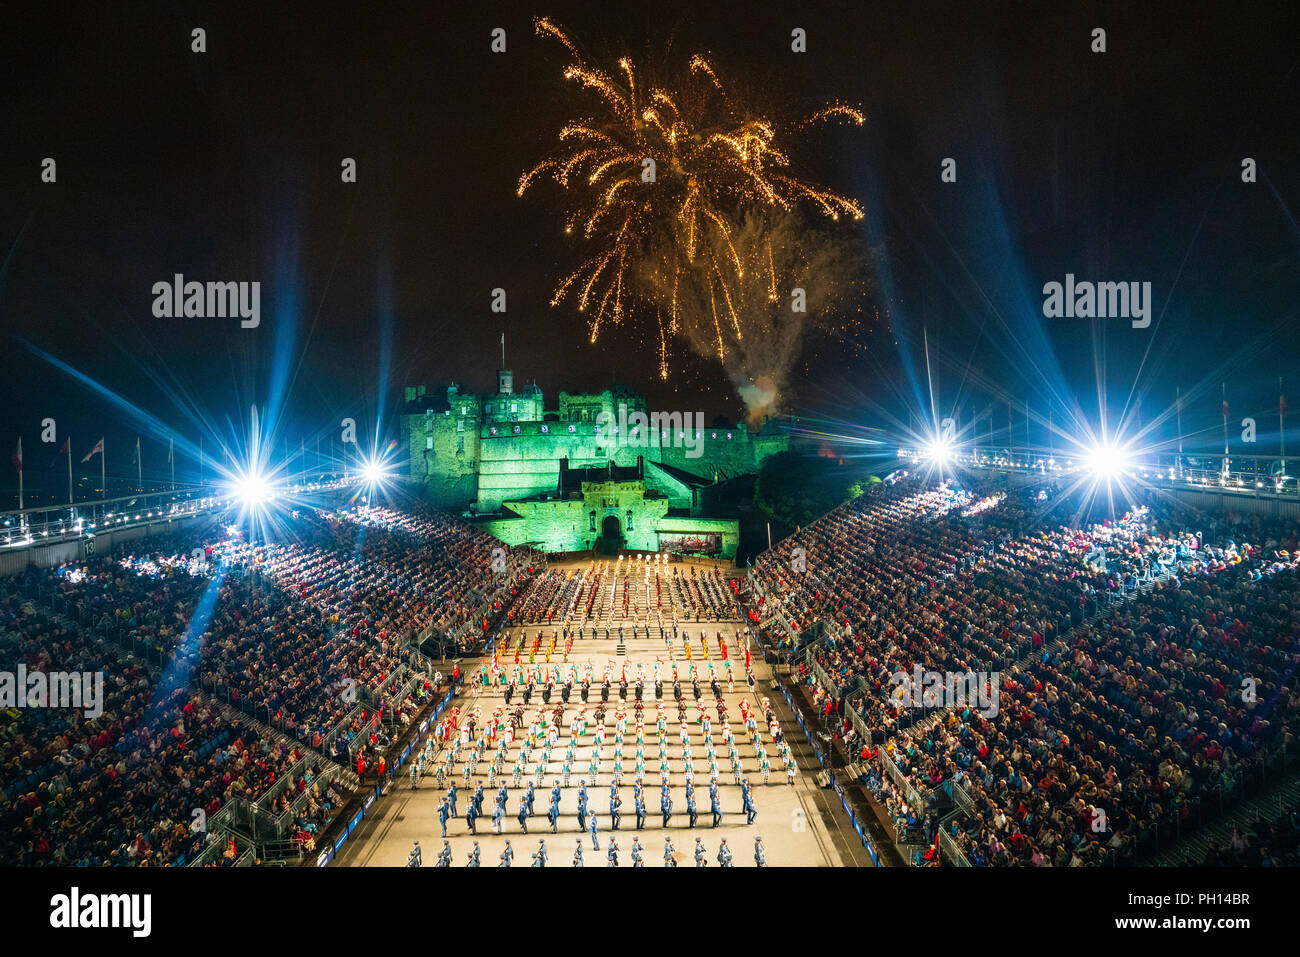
xmin=399 ymin=368 xmax=787 ymax=560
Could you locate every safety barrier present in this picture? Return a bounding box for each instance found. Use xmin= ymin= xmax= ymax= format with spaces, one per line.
xmin=830 ymin=773 xmax=880 ymax=867
xmin=318 ymin=691 xmax=456 ymax=866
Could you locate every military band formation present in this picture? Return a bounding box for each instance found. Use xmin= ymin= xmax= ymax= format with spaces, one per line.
xmin=405 ymin=620 xmax=793 ymax=866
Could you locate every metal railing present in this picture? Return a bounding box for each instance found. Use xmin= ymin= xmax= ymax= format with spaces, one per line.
xmin=900 ymin=447 xmax=1300 ymax=501
xmin=1 ymin=478 xmax=355 ymax=549
xmin=271 ymin=763 xmax=350 ymax=836
xmin=937 ymin=827 xmax=971 ymax=867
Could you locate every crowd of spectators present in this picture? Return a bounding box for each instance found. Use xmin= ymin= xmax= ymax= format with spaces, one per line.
xmin=751 ymin=477 xmax=1300 ymax=865
xmin=1 ymin=564 xmax=307 ymax=865
xmin=511 ymin=557 xmax=739 ymax=627
xmin=0 ymin=502 xmax=518 ymax=865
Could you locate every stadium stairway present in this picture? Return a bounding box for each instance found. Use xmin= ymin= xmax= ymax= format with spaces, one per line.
xmin=1146 ymin=761 xmax=1300 ymax=866
xmin=197 ymin=691 xmax=362 ymax=793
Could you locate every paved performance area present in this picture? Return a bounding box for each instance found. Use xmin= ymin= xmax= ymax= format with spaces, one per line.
xmin=337 ymin=558 xmax=862 ymax=867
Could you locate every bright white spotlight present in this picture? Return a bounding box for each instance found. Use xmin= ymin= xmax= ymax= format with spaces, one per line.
xmin=359 ymin=457 xmax=392 ymax=488
xmin=1085 ymin=443 xmax=1130 ymax=479
xmin=922 ymin=438 xmax=953 ymax=465
xmin=232 ymin=469 xmax=273 ymax=507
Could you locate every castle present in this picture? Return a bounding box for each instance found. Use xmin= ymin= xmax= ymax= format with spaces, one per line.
xmin=400 ymin=368 xmax=788 ymax=560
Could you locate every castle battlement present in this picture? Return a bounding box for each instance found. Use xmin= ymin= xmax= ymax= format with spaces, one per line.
xmin=399 ymin=371 xmax=786 ymax=558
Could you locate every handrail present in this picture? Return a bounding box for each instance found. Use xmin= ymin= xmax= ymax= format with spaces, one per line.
xmin=272 ymin=763 xmax=349 ymax=835
xmin=937 ymin=827 xmax=971 ymax=867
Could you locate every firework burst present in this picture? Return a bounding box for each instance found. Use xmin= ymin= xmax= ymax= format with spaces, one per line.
xmin=519 ymin=18 xmax=866 ymax=380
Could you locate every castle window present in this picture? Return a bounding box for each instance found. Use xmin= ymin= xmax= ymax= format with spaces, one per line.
xmin=510 ymin=402 xmax=517 ymax=413
xmin=457 ymin=419 xmax=464 ymax=432
xmin=486 ymin=404 xmax=493 ymax=414
xmin=457 ymin=435 xmax=464 ymax=454
xmin=626 ymin=510 xmax=634 ymax=532
xmin=426 ymin=436 xmax=433 ymax=451
xmin=589 ymin=511 xmax=596 ymax=532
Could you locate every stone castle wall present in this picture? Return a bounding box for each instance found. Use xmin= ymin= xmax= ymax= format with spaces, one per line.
xmin=400 ymin=376 xmax=787 ymax=515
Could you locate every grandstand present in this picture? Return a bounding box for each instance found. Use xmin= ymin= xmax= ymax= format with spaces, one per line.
xmin=750 ymin=478 xmax=1300 ymax=866
xmin=2 ymin=476 xmax=1297 ymax=868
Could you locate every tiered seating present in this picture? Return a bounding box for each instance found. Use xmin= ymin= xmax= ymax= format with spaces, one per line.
xmin=0 ymin=501 xmax=519 ymax=866
xmin=750 ymin=477 xmax=1300 ymax=865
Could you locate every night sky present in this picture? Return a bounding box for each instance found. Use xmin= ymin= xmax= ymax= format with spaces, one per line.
xmin=2 ymin=1 xmax=1298 ymax=502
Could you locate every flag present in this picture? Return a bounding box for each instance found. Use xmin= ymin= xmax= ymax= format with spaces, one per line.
xmin=81 ymin=439 xmax=103 ymax=463
xmin=11 ymin=437 xmax=20 ymax=473
xmin=58 ymin=438 xmax=69 ymax=455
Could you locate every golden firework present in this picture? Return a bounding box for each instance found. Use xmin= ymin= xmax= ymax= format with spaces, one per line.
xmin=520 ymin=18 xmax=865 ymax=379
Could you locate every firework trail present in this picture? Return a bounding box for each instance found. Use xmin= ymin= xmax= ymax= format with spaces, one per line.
xmin=520 ymin=17 xmax=867 ymax=393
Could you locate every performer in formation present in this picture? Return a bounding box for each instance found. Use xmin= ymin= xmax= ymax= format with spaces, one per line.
xmin=411 ymin=607 xmax=786 ymax=862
